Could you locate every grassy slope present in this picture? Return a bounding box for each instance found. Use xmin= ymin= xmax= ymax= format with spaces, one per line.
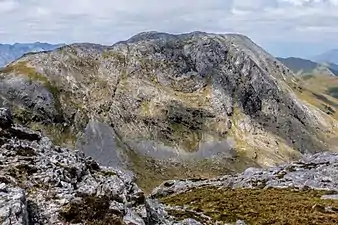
xmin=161 ymin=187 xmax=338 ymax=224
xmin=295 ymin=74 xmax=338 ymax=119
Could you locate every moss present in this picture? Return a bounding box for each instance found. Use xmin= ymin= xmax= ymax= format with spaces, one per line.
xmin=59 ymin=194 xmax=125 ymax=225
xmin=10 ymin=105 xmax=76 ymax=148
xmin=161 ymin=187 xmax=338 ymax=224
xmin=30 ymin=123 xmax=77 ymax=148
xmin=140 ymin=100 xmax=151 ymax=116
xmin=98 ymin=170 xmax=117 ymax=177
xmin=169 ymin=122 xmax=201 ymax=152
xmin=127 ymin=147 xmax=250 ymax=194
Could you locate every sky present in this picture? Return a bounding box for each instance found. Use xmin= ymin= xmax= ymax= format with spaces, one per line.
xmin=1 ymin=0 xmax=338 ymax=58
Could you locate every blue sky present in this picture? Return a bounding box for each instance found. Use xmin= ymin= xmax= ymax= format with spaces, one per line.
xmin=0 ymin=0 xmax=338 ymax=58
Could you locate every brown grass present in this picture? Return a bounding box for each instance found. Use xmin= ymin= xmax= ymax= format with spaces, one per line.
xmin=161 ymin=187 xmax=338 ymax=224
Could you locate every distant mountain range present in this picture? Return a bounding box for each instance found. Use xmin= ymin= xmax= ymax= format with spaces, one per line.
xmin=0 ymin=42 xmax=63 ymax=67
xmin=277 ymin=57 xmax=338 ymax=76
xmin=311 ymin=49 xmax=338 ymax=64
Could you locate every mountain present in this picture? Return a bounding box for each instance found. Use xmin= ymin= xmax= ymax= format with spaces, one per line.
xmin=277 ymin=57 xmax=338 ymax=76
xmin=0 ymin=42 xmax=63 ymax=67
xmin=312 ymin=49 xmax=338 ymax=64
xmin=1 ymin=31 xmax=338 ymax=192
xmin=1 ymin=107 xmax=338 ymax=224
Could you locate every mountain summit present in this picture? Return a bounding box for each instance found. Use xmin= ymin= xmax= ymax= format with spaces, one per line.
xmin=0 ymin=31 xmax=337 ymax=190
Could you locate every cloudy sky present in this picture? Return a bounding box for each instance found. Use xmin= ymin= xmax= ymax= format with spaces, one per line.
xmin=1 ymin=0 xmax=338 ymax=57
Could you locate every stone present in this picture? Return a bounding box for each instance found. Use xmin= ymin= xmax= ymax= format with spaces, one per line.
xmin=0 ymin=187 xmax=28 ymax=225
xmin=0 ymin=108 xmax=12 ymax=128
xmin=0 ymin=107 xmax=174 ymax=224
xmin=321 ymin=195 xmax=338 ymax=200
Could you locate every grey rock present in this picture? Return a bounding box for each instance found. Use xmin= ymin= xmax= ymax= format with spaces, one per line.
xmin=0 ymin=108 xmax=12 ymax=128
xmin=175 ymin=218 xmax=203 ymax=225
xmin=123 ymin=209 xmax=146 ymax=225
xmin=76 ymin=120 xmax=128 ymax=168
xmin=0 ymin=186 xmax=28 ymax=225
xmin=0 ymin=107 xmax=173 ymax=224
xmin=321 ymin=195 xmax=338 ymax=200
xmin=236 ymin=220 xmax=247 ymax=225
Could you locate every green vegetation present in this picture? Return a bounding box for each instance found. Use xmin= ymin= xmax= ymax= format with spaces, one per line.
xmin=327 ymin=87 xmax=338 ymax=99
xmin=11 ymin=106 xmax=77 ymax=148
xmin=0 ymin=61 xmax=62 ymax=113
xmin=161 ymin=187 xmax=338 ymax=224
xmin=31 ymin=123 xmax=77 ymax=148
xmin=59 ymin=194 xmax=125 ymax=225
xmin=168 ymin=122 xmax=201 ymax=152
xmin=128 ymin=145 xmax=254 ymax=193
xmin=140 ymin=100 xmax=151 ymax=116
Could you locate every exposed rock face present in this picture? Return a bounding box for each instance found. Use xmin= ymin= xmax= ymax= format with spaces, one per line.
xmin=0 ymin=108 xmax=181 ymax=225
xmin=0 ymin=32 xmax=337 ymax=190
xmin=0 ymin=185 xmax=28 ymax=225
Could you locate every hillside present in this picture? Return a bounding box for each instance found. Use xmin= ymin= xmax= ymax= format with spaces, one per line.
xmin=0 ymin=42 xmax=63 ymax=67
xmin=277 ymin=57 xmax=338 ymax=76
xmin=312 ymin=49 xmax=338 ymax=64
xmin=1 ymin=31 xmax=338 ymax=191
xmin=1 ymin=107 xmax=338 ymax=224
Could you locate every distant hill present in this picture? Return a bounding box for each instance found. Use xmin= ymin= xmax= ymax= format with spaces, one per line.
xmin=277 ymin=57 xmax=338 ymax=76
xmin=311 ymin=49 xmax=338 ymax=64
xmin=0 ymin=42 xmax=63 ymax=67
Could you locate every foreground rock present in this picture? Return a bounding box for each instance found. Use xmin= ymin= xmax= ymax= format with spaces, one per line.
xmin=0 ymin=108 xmax=198 ymax=225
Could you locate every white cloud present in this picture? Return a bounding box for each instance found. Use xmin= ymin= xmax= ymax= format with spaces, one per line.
xmin=0 ymin=0 xmax=337 ymax=56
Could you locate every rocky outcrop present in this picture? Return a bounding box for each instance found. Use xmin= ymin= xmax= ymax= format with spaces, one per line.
xmin=1 ymin=32 xmax=337 ymax=191
xmin=0 ymin=185 xmax=28 ymax=225
xmin=1 ymin=108 xmax=195 ymax=225
xmin=150 ymin=152 xmax=338 ymax=224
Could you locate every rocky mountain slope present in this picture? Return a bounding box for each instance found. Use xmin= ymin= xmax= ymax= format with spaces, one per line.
xmin=0 ymin=42 xmax=63 ymax=67
xmin=277 ymin=57 xmax=338 ymax=76
xmin=0 ymin=107 xmax=179 ymax=225
xmin=1 ymin=107 xmax=338 ymax=225
xmin=1 ymin=31 xmax=338 ymax=191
